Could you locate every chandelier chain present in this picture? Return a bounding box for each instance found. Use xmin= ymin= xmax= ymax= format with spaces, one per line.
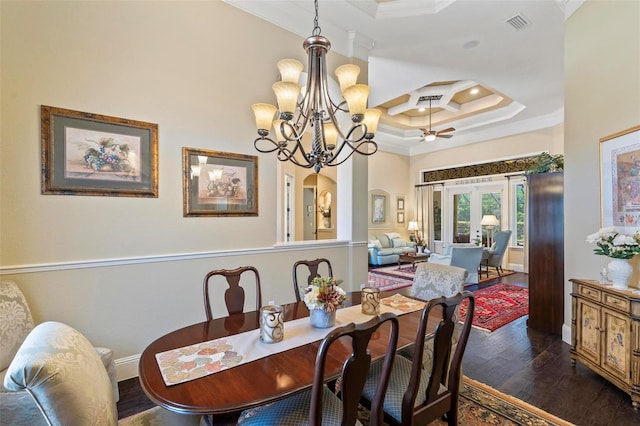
xmin=312 ymin=0 xmax=321 ymax=36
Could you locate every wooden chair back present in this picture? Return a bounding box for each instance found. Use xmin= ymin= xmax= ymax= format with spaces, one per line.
xmin=292 ymin=258 xmax=333 ymax=302
xmin=202 ymin=266 xmax=262 ymax=321
xmin=310 ymin=312 xmax=399 ymax=426
xmin=403 ymin=291 xmax=475 ymax=426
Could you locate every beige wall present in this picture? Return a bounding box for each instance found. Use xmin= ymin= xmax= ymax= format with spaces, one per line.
xmin=367 ymin=150 xmax=412 ymax=239
xmin=410 ymin=124 xmax=564 ymax=185
xmin=564 ymin=1 xmax=640 ymax=341
xmin=0 ymin=1 xmax=369 ymax=379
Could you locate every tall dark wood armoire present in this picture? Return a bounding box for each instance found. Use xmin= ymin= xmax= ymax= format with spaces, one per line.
xmin=527 ymin=172 xmax=564 ymax=335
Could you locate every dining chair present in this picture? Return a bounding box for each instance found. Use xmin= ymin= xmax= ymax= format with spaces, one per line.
xmin=236 ymin=313 xmax=400 ymax=426
xmin=3 ymin=321 xmax=201 ymax=426
xmin=292 ymin=258 xmax=333 ymax=302
xmin=362 ymin=291 xmax=475 ymax=426
xmin=203 ymin=266 xmax=262 ymax=321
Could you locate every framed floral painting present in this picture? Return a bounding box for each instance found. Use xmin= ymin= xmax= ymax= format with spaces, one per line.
xmin=372 ymin=194 xmax=386 ymax=223
xmin=600 ymin=125 xmax=640 ymax=232
xmin=41 ymin=105 xmax=158 ymax=197
xmin=183 ymin=148 xmax=258 ymax=217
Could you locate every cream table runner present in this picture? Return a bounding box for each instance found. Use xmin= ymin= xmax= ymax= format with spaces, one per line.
xmin=155 ymin=294 xmax=425 ymax=386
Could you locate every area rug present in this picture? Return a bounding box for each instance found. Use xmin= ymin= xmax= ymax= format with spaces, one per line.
xmin=366 ymin=272 xmax=412 ymax=291
xmin=459 ymin=283 xmax=528 ymax=332
xmin=370 ymin=264 xmax=515 ymax=285
xmin=357 ymin=376 xmax=574 ymax=425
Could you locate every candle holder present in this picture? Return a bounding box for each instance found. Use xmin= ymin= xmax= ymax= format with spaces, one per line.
xmin=259 ymin=305 xmax=284 ymax=343
xmin=361 ymin=287 xmax=381 ymax=315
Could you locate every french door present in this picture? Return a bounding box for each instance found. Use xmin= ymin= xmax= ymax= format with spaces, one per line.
xmin=446 ymin=184 xmax=505 ymax=247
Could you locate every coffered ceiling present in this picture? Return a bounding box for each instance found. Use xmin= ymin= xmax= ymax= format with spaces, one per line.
xmin=225 ymin=0 xmax=584 ymax=155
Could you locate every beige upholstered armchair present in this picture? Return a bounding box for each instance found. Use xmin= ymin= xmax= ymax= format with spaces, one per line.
xmin=0 ymin=280 xmax=118 ymax=425
xmin=406 ymin=263 xmax=468 ymax=373
xmin=4 ymin=321 xmax=202 ymax=426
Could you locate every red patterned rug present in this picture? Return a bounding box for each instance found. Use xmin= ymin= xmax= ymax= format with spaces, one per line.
xmin=459 ymin=283 xmax=529 ymax=332
xmin=366 ymin=272 xmax=412 ymax=291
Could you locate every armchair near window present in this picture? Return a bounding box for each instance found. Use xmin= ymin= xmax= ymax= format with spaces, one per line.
xmin=481 ymin=230 xmax=512 ymax=276
xmin=429 ymin=246 xmax=483 ymax=284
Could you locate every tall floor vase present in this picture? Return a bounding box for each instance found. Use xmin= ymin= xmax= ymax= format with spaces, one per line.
xmin=607 ymin=258 xmax=632 ymax=289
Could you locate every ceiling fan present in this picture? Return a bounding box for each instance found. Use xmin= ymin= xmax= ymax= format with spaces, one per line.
xmin=419 ymin=97 xmax=455 ymax=142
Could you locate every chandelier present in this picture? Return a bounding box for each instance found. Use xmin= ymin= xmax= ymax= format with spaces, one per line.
xmin=251 ymin=0 xmax=380 ymax=173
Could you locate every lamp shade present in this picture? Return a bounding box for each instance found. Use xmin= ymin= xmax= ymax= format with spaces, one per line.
xmin=335 ymin=64 xmax=360 ymax=93
xmin=362 ymin=108 xmax=382 ymax=136
xmin=481 ymin=214 xmax=500 ymax=226
xmin=407 ymin=221 xmax=419 ymax=231
xmin=342 ymin=84 xmax=370 ymax=117
xmin=252 ymin=103 xmax=277 ymax=131
xmin=272 ymin=81 xmax=301 ymax=114
xmin=277 ymin=59 xmax=304 ymax=83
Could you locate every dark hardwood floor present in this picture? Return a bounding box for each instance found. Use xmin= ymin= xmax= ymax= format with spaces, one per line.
xmin=118 ymin=272 xmax=640 ymax=425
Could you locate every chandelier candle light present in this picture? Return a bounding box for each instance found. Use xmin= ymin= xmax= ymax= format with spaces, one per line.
xmin=587 ymin=227 xmax=640 ymax=289
xmin=251 ymin=0 xmax=380 ymax=173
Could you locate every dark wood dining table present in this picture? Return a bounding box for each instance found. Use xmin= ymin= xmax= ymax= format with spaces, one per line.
xmin=138 ymin=288 xmax=427 ymax=416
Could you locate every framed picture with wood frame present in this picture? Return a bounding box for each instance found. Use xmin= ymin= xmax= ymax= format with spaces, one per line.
xmin=183 ymin=148 xmax=258 ymax=217
xmin=372 ymin=194 xmax=386 ymax=223
xmin=41 ymin=105 xmax=158 ymax=197
xmin=397 ymin=196 xmax=405 ymax=211
xmin=397 ymin=211 xmax=405 ymax=223
xmin=600 ymin=125 xmax=640 ymax=232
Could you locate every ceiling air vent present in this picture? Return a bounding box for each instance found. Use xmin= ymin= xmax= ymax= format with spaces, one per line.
xmin=505 ymin=13 xmax=531 ymax=31
xmin=418 ymin=95 xmax=443 ymax=102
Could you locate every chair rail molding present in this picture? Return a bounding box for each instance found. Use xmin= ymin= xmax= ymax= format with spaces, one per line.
xmin=0 ymin=240 xmax=362 ymax=275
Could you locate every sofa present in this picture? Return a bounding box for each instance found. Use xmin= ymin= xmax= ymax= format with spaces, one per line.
xmin=368 ymin=233 xmax=417 ymax=265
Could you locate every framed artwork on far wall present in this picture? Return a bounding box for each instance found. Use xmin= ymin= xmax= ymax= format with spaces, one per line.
xmin=183 ymin=148 xmax=258 ymax=217
xmin=397 ymin=211 xmax=405 ymax=224
xmin=41 ymin=105 xmax=158 ymax=197
xmin=600 ymin=125 xmax=640 ymax=232
xmin=397 ymin=196 xmax=405 ymax=211
xmin=372 ymin=194 xmax=386 ymax=223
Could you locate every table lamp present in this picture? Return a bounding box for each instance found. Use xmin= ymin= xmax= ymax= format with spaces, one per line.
xmin=481 ymin=214 xmax=500 ymax=247
xmin=407 ymin=221 xmax=419 ymax=242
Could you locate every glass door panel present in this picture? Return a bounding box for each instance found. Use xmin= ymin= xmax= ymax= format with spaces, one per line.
xmin=453 ymin=192 xmax=471 ymax=243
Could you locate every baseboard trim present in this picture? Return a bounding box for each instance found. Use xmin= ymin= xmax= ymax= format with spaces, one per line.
xmin=116 ymin=354 xmax=141 ymax=381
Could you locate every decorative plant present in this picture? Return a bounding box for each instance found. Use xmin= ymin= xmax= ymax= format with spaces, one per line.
xmin=415 ymin=232 xmax=427 ymax=248
xmin=526 ymin=152 xmax=564 ymax=175
xmin=319 ymin=205 xmax=331 ymax=218
xmin=586 ymin=227 xmax=640 ymax=259
xmin=303 ymin=276 xmax=347 ymax=313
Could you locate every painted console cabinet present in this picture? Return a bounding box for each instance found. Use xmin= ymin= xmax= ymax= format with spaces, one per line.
xmin=570 ymin=278 xmax=640 ymax=408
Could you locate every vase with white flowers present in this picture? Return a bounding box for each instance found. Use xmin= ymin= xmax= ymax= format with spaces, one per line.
xmin=303 ymin=276 xmax=347 ymax=328
xmin=586 ymin=227 xmax=640 ymax=288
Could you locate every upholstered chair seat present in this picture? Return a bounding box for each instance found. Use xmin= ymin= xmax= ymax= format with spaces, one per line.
xmin=4 ymin=321 xmax=201 ymax=426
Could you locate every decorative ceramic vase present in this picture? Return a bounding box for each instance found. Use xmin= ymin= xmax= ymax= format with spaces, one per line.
xmin=607 ymin=258 xmax=632 ymax=289
xmin=417 ymin=246 xmax=424 ymax=254
xmin=309 ymin=308 xmax=336 ymax=328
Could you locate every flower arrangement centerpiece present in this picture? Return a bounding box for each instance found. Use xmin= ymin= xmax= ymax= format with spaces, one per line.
xmin=304 ymin=276 xmax=347 ymax=328
xmin=587 ymin=227 xmax=640 ymax=288
xmin=415 ymin=232 xmax=427 ymax=254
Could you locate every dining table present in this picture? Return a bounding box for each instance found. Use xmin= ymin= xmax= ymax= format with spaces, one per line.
xmin=138 ymin=288 xmax=432 ymax=417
